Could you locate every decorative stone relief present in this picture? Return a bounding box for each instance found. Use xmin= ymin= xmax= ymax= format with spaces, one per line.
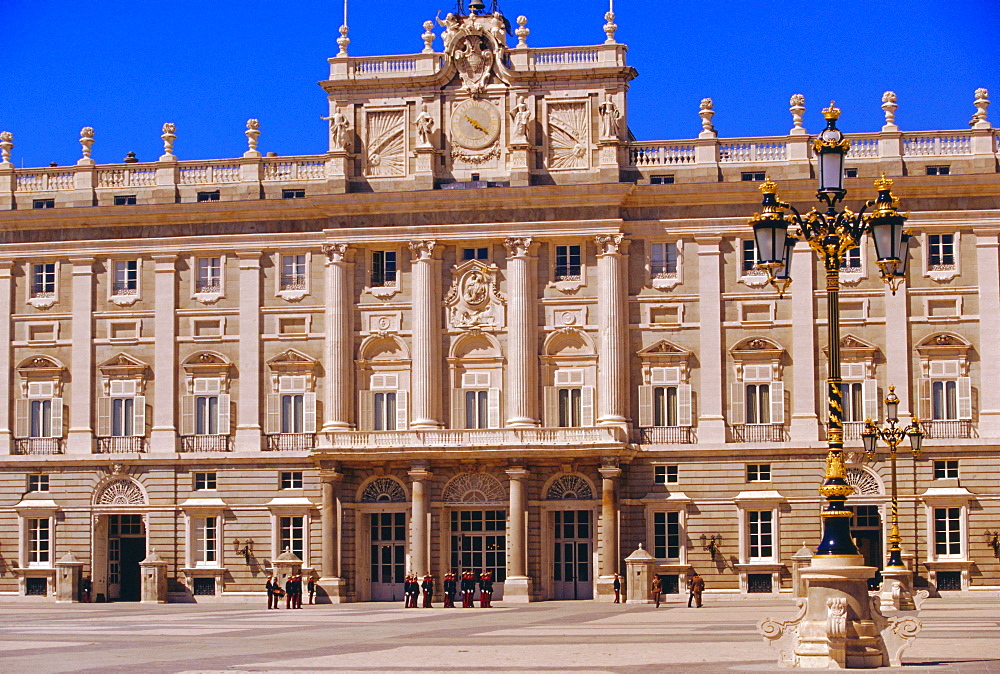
xmin=323 ymin=107 xmax=352 ymax=153
xmin=445 ymin=260 xmax=505 ymax=330
xmin=547 ymin=101 xmax=589 ymax=169
xmin=364 ymin=109 xmax=405 ymax=177
xmin=869 ymin=597 xmax=922 ymax=667
xmin=595 ymin=233 xmax=626 ymax=255
xmin=361 ymin=477 xmax=407 ymax=503
xmin=503 ymin=236 xmax=533 ymax=258
xmin=322 ymin=242 xmax=350 ymax=263
xmin=546 ymin=474 xmax=594 ymax=500
xmin=510 ymin=94 xmax=531 ymax=144
xmin=549 ymin=307 xmax=586 ymax=329
xmin=366 ymin=312 xmax=401 ymax=335
xmin=414 ymin=103 xmax=435 ymax=149
xmin=443 ymin=472 xmax=506 ymax=503
xmin=598 ymin=95 xmax=621 ymax=139
xmin=97 ymin=479 xmax=146 ymax=506
xmin=438 ymin=10 xmax=509 ymax=97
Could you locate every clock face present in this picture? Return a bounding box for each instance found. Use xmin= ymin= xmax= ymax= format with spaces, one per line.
xmin=450 ymin=99 xmax=501 ymax=151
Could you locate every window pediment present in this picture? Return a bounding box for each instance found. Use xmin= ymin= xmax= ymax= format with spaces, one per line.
xmin=182 ymin=352 xmax=232 ymax=393
xmin=16 ymin=356 xmax=66 ymax=397
xmin=267 ymin=349 xmax=318 ymax=392
xmin=915 ymin=333 xmax=972 ymax=376
xmin=730 ymin=338 xmax=785 ymax=380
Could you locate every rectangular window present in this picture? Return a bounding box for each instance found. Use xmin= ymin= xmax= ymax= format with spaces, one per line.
xmin=741 ymin=171 xmax=766 ymax=182
xmin=747 ymin=464 xmax=771 ymax=482
xmin=554 ymin=245 xmax=582 ymax=281
xmin=28 ymin=474 xmax=49 ymax=492
xmin=557 ymin=388 xmax=582 ymax=427
xmin=934 ymin=507 xmax=961 ymax=556
xmin=33 ymin=199 xmax=55 ymax=209
xmin=926 ymin=165 xmax=950 ymax=176
xmin=745 ymin=384 xmax=771 ymax=424
xmin=29 ymin=399 xmax=53 ymax=438
xmin=195 ymin=516 xmax=218 ymax=564
xmin=28 ymin=518 xmax=50 ymax=565
xmin=840 ymin=382 xmax=864 ymax=422
xmin=281 ymin=255 xmax=307 ymax=291
xmin=113 ymin=260 xmax=139 ymax=295
xmin=650 ymin=242 xmax=678 ymax=277
xmin=371 ymin=251 xmax=397 ymax=288
xmin=113 ymin=195 xmax=137 ymax=206
xmin=281 ymin=189 xmax=305 ymax=199
xmin=196 ymin=257 xmax=222 ymax=293
xmin=462 ymin=247 xmax=489 ymax=261
xmin=281 ymin=394 xmax=304 ymax=433
xmin=654 ymin=465 xmax=678 ymax=484
xmin=279 ymin=515 xmax=304 ymax=559
xmin=280 ymin=471 xmax=303 ymax=490
xmin=844 ymin=167 xmax=858 ymax=179
xmin=111 ymin=397 xmax=134 ymax=436
xmin=194 ymin=472 xmax=217 ymax=490
xmin=31 ymin=263 xmax=56 ymax=297
xmin=465 ymin=390 xmax=489 ymax=429
xmin=748 ymin=510 xmax=773 ymax=560
xmin=931 ymin=380 xmax=958 ymax=420
xmin=928 ymin=234 xmax=955 ymax=268
xmin=196 ymin=190 xmax=220 ymax=202
xmin=653 ymin=386 xmax=679 ymax=426
xmin=841 ymin=246 xmax=861 ymax=271
xmin=934 ymin=460 xmax=959 ymax=479
xmin=650 ymin=174 xmax=675 ymax=185
xmin=852 ymin=505 xmax=881 ymax=528
xmin=373 ymin=391 xmax=397 ymax=431
xmin=741 ymin=240 xmax=758 ymax=273
xmin=653 ymin=511 xmax=681 ymax=560
xmin=195 ymin=396 xmax=219 ymax=435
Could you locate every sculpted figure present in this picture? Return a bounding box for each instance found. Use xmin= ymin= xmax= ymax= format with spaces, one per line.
xmin=598 ymin=94 xmax=621 ymax=138
xmin=415 ymin=104 xmax=435 ymax=147
xmin=436 ymin=12 xmax=461 ymax=51
xmin=322 ymin=107 xmax=351 ymax=151
xmin=510 ymin=95 xmax=531 ymax=142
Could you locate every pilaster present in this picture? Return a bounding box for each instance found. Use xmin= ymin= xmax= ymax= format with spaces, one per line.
xmin=974 ymin=231 xmax=1000 ymax=436
xmin=790 ymin=241 xmax=821 ymax=441
xmin=595 ymin=234 xmax=629 ymax=427
xmin=0 ymin=261 xmax=13 ymax=453
xmin=884 ymin=281 xmax=913 ymax=416
xmin=503 ymin=237 xmax=538 ymax=427
xmin=696 ymin=238 xmax=727 ymax=443
xmin=66 ymin=257 xmax=95 ymax=455
xmin=150 ymin=254 xmax=178 ymax=453
xmin=234 ymin=252 xmax=262 ymax=451
xmin=321 ymin=244 xmax=354 ymax=431
xmin=408 ymin=241 xmax=442 ymax=430
xmin=0 ymin=163 xmax=13 ymax=210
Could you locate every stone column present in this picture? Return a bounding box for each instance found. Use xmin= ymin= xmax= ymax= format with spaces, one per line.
xmin=408 ymin=465 xmax=432 ymax=576
xmin=975 ymin=231 xmax=1000 ymax=437
xmin=319 ymin=466 xmax=346 ymax=602
xmin=696 ymin=238 xmax=726 ymax=443
xmin=0 ymin=261 xmax=12 ymax=453
xmin=67 ymin=257 xmax=95 ymax=455
xmin=321 ymin=244 xmax=354 ymax=431
xmin=408 ymin=241 xmax=441 ymax=430
xmin=790 ymin=241 xmax=820 ymax=441
xmin=150 ymin=255 xmax=177 ymax=453
xmin=504 ymin=467 xmax=532 ymax=601
xmin=235 ymin=252 xmax=262 ymax=451
xmin=596 ymin=461 xmax=621 ymax=601
xmin=595 ymin=235 xmax=629 ymax=427
xmin=503 ymin=237 xmax=538 ymax=427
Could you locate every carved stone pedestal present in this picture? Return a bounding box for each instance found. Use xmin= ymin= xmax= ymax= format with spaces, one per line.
xmin=508 ymin=143 xmax=531 ymax=187
xmin=318 ymin=576 xmax=347 ymax=604
xmin=503 ymin=575 xmax=533 ymax=603
xmin=139 ymin=550 xmax=168 ymax=604
xmin=878 ymin=566 xmax=928 ymax=612
xmin=325 ymin=151 xmax=352 ymax=193
xmin=758 ymin=556 xmax=921 ymax=668
xmin=624 ymin=544 xmax=655 ymax=604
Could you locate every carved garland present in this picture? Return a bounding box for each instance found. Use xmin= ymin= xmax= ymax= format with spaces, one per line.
xmin=451 ymin=144 xmax=501 ymax=165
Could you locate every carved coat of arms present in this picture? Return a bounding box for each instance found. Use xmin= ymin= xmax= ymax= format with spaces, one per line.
xmin=438 ymin=11 xmax=510 ymax=97
xmin=445 ymin=260 xmax=505 ymax=330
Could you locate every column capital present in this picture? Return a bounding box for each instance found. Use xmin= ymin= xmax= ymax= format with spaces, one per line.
xmin=594 ymin=233 xmax=628 ymax=256
xmin=503 ymin=236 xmax=536 ymax=258
xmin=68 ymin=257 xmax=96 ymax=271
xmin=408 ymin=239 xmax=438 ymax=261
xmin=408 ymin=468 xmax=433 ymax=481
xmin=236 ymin=250 xmax=263 ymax=268
xmin=151 ymin=253 xmax=178 ymax=269
xmin=322 ymin=242 xmax=354 ymax=263
xmin=505 ymin=467 xmax=530 ymax=480
xmin=319 ymin=470 xmax=344 ymax=483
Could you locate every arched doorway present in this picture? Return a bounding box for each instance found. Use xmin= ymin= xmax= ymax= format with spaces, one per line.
xmin=443 ymin=473 xmax=507 ymax=599
xmin=93 ymin=478 xmax=147 ymax=602
xmin=545 ymin=474 xmax=596 ymax=600
xmin=359 ymin=477 xmax=408 ymax=601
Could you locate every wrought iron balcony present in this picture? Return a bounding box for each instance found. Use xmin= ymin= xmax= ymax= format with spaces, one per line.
xmin=180 ymin=434 xmax=233 ymax=452
xmin=96 ymin=436 xmax=147 ymax=453
xmin=730 ymin=423 xmax=786 ymax=443
xmin=922 ymin=420 xmax=975 ymax=439
xmin=13 ymin=438 xmax=63 ymax=455
xmin=634 ymin=426 xmax=696 ymax=444
xmin=265 ymin=433 xmax=315 ymax=451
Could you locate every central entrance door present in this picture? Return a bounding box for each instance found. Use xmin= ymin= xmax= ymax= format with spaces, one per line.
xmin=851 ymin=505 xmax=883 ymax=589
xmin=450 ymin=509 xmax=506 ymax=599
xmin=370 ymin=512 xmax=406 ymax=601
xmin=108 ymin=514 xmax=145 ymax=602
xmin=553 ymin=510 xmax=592 ymax=599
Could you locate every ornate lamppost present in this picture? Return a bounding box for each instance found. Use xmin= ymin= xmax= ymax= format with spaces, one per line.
xmin=752 ymin=103 xmax=921 ymax=668
xmin=862 ymin=386 xmax=924 ymax=610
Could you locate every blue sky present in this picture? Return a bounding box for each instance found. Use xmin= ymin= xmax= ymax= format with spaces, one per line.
xmin=4 ymin=0 xmax=998 ymax=168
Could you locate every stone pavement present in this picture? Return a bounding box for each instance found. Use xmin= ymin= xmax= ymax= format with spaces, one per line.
xmin=0 ymin=596 xmax=997 ymax=673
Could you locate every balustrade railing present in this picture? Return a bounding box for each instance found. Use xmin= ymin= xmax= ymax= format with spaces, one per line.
xmin=730 ymin=424 xmax=786 ymax=443
xmin=96 ymin=166 xmax=157 ymax=188
xmin=635 ymin=426 xmax=696 ymax=444
xmin=263 ymin=158 xmax=327 ymax=181
xmin=96 ymin=436 xmax=147 ymax=453
xmin=629 ymin=143 xmax=696 ymax=166
xmin=719 ymin=141 xmax=788 ymax=163
xmin=531 ymin=48 xmax=599 ymax=66
xmin=180 ymin=435 xmax=233 ymax=452
xmin=325 ymin=426 xmax=624 ymax=449
xmin=15 ymin=170 xmax=74 ymax=192
xmin=179 ymin=163 xmax=241 ymax=184
xmin=266 ymin=433 xmax=315 ymax=451
xmin=902 ymin=133 xmax=972 ymax=156
xmin=922 ymin=420 xmax=975 ymax=439
xmin=846 ymin=135 xmax=880 ymax=159
xmin=13 ymin=438 xmax=63 ymax=455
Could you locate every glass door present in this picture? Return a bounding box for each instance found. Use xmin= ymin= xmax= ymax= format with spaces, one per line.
xmin=553 ymin=510 xmax=592 ymax=599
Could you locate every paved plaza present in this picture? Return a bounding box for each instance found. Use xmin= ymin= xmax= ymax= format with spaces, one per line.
xmin=0 ymin=596 xmax=997 ymax=673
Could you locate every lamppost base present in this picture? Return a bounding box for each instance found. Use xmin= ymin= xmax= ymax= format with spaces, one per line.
xmin=878 ymin=566 xmax=928 ymax=612
xmin=758 ymin=557 xmax=921 ymax=668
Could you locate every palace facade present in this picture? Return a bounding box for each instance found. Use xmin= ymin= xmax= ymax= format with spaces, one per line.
xmin=1 ymin=6 xmax=998 ymax=603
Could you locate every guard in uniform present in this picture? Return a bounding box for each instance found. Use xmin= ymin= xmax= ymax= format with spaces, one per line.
xmin=613 ymin=573 xmax=622 ymax=603
xmin=479 ymin=570 xmax=493 ymax=608
xmin=461 ymin=570 xmax=475 ymax=608
xmin=687 ymin=571 xmax=705 ymax=608
xmin=421 ymin=573 xmax=434 ymax=608
xmin=443 ymin=571 xmax=457 ymax=607
xmin=404 ymin=574 xmax=417 ymax=608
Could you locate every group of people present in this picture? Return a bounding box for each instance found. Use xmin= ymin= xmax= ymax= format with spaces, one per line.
xmin=404 ymin=570 xmax=493 ymax=608
xmin=650 ymin=570 xmax=705 ymax=608
xmin=265 ymin=573 xmax=317 ymax=609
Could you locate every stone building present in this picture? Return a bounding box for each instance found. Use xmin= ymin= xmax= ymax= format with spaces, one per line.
xmin=0 ymin=6 xmax=997 ymax=603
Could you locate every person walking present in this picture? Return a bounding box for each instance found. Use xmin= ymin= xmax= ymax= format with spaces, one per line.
xmin=443 ymin=571 xmax=457 ymax=608
xmin=421 ymin=573 xmax=434 ymax=608
xmin=613 ymin=573 xmax=621 ymax=604
xmin=688 ymin=570 xmax=705 ymax=608
xmin=651 ymin=575 xmax=662 ymax=608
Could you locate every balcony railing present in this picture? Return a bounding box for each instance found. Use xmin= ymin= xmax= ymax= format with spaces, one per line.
xmin=180 ymin=435 xmax=233 ymax=452
xmin=13 ymin=438 xmax=63 ymax=455
xmin=923 ymin=420 xmax=976 ymax=439
xmin=730 ymin=424 xmax=786 ymax=443
xmin=635 ymin=426 xmax=696 ymax=444
xmin=280 ymin=275 xmax=307 ymax=291
xmin=324 ymin=426 xmax=626 ymax=450
xmin=96 ymin=436 xmax=147 ymax=453
xmin=195 ymin=281 xmax=221 ymax=294
xmin=266 ymin=433 xmax=315 ymax=451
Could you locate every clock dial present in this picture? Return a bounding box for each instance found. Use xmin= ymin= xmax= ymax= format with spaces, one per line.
xmin=450 ymin=99 xmax=501 ymax=151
